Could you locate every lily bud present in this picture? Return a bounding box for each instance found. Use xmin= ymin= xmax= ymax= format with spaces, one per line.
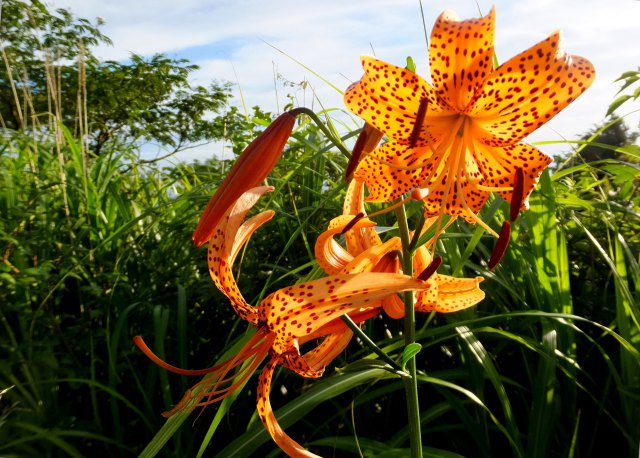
xmin=192 ymin=109 xmax=300 ymax=246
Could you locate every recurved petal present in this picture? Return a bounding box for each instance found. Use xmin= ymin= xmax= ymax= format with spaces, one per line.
xmin=343 ymin=179 xmax=382 ymax=253
xmin=429 ymin=7 xmax=496 ymax=111
xmin=470 ymin=139 xmax=552 ymax=209
xmin=283 ymin=329 xmax=355 ymax=376
xmin=208 ymin=186 xmax=274 ymax=324
xmin=259 ymin=273 xmax=428 ymax=353
xmin=345 ymin=56 xmax=446 ymax=142
xmin=354 ymin=142 xmax=432 ymax=203
xmin=382 ymin=295 xmax=405 ymax=319
xmin=257 ymin=357 xmax=321 ymax=458
xmin=314 ymin=215 xmax=378 ymax=275
xmin=341 ymin=237 xmax=401 ymax=274
xmin=417 ymin=275 xmax=485 ymax=313
xmin=469 ymin=30 xmax=595 ymax=145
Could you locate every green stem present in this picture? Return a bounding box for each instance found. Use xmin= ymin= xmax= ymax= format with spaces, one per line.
xmin=290 ymin=107 xmax=352 ymax=158
xmin=340 ymin=315 xmax=403 ymax=372
xmin=394 ymin=202 xmax=423 ymax=458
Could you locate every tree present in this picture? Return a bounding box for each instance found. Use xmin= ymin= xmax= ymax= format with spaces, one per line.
xmin=0 ymin=0 xmax=249 ymax=156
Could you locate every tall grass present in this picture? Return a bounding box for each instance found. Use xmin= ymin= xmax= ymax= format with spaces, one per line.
xmin=1 ymin=35 xmax=639 ymax=457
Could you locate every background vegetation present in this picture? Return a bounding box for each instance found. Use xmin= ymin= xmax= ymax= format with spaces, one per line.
xmin=1 ymin=1 xmax=638 ymax=457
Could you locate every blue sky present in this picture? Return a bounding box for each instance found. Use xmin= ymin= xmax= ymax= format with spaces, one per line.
xmin=49 ymin=0 xmax=640 ymax=162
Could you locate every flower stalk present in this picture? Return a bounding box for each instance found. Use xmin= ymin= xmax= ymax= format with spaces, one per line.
xmin=395 ymin=201 xmax=423 ymax=458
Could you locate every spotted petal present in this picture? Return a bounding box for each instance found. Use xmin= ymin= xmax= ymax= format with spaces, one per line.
xmin=354 ymin=142 xmax=429 ymax=202
xmin=259 ymin=273 xmax=428 ymax=353
xmin=257 ymin=357 xmax=322 ymax=458
xmin=314 ymin=215 xmax=378 ymax=275
xmin=208 ymin=186 xmax=274 ymax=324
xmin=343 ymin=179 xmax=382 ymax=253
xmin=416 ymin=275 xmax=485 ymax=313
xmin=469 ymin=139 xmax=552 ymax=209
xmin=429 ymin=7 xmax=496 ymax=111
xmin=345 ymin=56 xmax=447 ymax=143
xmin=469 ymin=31 xmax=595 ymax=145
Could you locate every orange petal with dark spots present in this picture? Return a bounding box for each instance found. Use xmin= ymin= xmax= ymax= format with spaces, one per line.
xmin=259 ymin=272 xmax=428 ymax=354
xmin=429 ymin=7 xmax=496 ymax=111
xmin=314 ymin=214 xmax=378 ymax=275
xmin=344 ymin=56 xmax=448 ymax=144
xmin=192 ymin=110 xmax=297 ymax=246
xmin=471 ymin=141 xmax=552 ymax=211
xmin=470 ymin=30 xmax=595 ymax=144
xmin=354 ymin=142 xmax=429 ymax=202
xmin=416 ymin=275 xmax=485 ymax=313
xmin=207 ymin=186 xmax=274 ymax=325
xmin=256 ymin=357 xmax=322 ymax=458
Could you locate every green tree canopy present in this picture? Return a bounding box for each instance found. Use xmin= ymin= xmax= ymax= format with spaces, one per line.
xmin=0 ymin=0 xmax=251 ymax=156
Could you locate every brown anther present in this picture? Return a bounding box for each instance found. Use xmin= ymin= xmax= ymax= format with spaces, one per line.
xmin=488 ymin=221 xmax=511 ymax=270
xmin=417 ymin=256 xmax=442 ymax=281
xmin=408 ymin=98 xmax=429 ymax=148
xmin=340 ymin=212 xmax=365 ymax=234
xmin=509 ymin=167 xmax=525 ymax=222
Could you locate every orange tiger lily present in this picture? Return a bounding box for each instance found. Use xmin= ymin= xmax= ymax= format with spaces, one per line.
xmin=315 ymin=180 xmax=485 ymax=317
xmin=344 ymin=7 xmax=594 ymax=231
xmin=136 ymin=186 xmax=429 ymax=457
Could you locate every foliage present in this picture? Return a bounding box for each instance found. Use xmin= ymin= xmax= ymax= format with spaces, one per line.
xmin=0 ymin=0 xmax=251 ymax=156
xmin=0 ymin=2 xmax=639 ymax=457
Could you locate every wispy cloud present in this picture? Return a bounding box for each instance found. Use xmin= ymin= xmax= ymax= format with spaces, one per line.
xmin=51 ymin=0 xmax=640 ymax=162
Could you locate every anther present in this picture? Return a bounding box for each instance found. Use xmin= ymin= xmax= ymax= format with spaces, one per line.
xmin=488 ymin=221 xmax=511 ymax=270
xmin=509 ymin=167 xmax=525 ymax=222
xmin=340 ymin=212 xmax=365 ymax=234
xmin=409 ymin=98 xmax=429 ymax=148
xmin=417 ymin=256 xmax=442 ymax=281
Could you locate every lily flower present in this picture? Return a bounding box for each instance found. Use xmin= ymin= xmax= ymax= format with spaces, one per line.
xmin=344 ymin=7 xmax=594 ymax=231
xmin=136 ymin=186 xmax=429 ymax=457
xmin=315 ymin=179 xmax=485 ymax=318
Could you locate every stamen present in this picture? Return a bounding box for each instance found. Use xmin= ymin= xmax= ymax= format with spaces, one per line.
xmin=510 ymin=167 xmax=525 ymax=222
xmin=340 ymin=212 xmax=365 ymax=234
xmin=473 ymin=184 xmax=514 ymax=192
xmin=133 ymin=335 xmax=226 ymax=376
xmin=367 ymin=196 xmax=413 ymax=218
xmin=417 ymin=256 xmax=442 ymax=281
xmin=488 ymin=221 xmax=511 ymax=269
xmin=409 ymin=98 xmax=430 ymax=148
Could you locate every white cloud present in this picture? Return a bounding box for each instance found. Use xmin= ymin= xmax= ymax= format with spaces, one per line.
xmin=49 ymin=0 xmax=640 ymax=161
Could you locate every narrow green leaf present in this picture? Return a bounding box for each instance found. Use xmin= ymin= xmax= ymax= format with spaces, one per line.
xmin=401 ymin=343 xmax=422 ymax=371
